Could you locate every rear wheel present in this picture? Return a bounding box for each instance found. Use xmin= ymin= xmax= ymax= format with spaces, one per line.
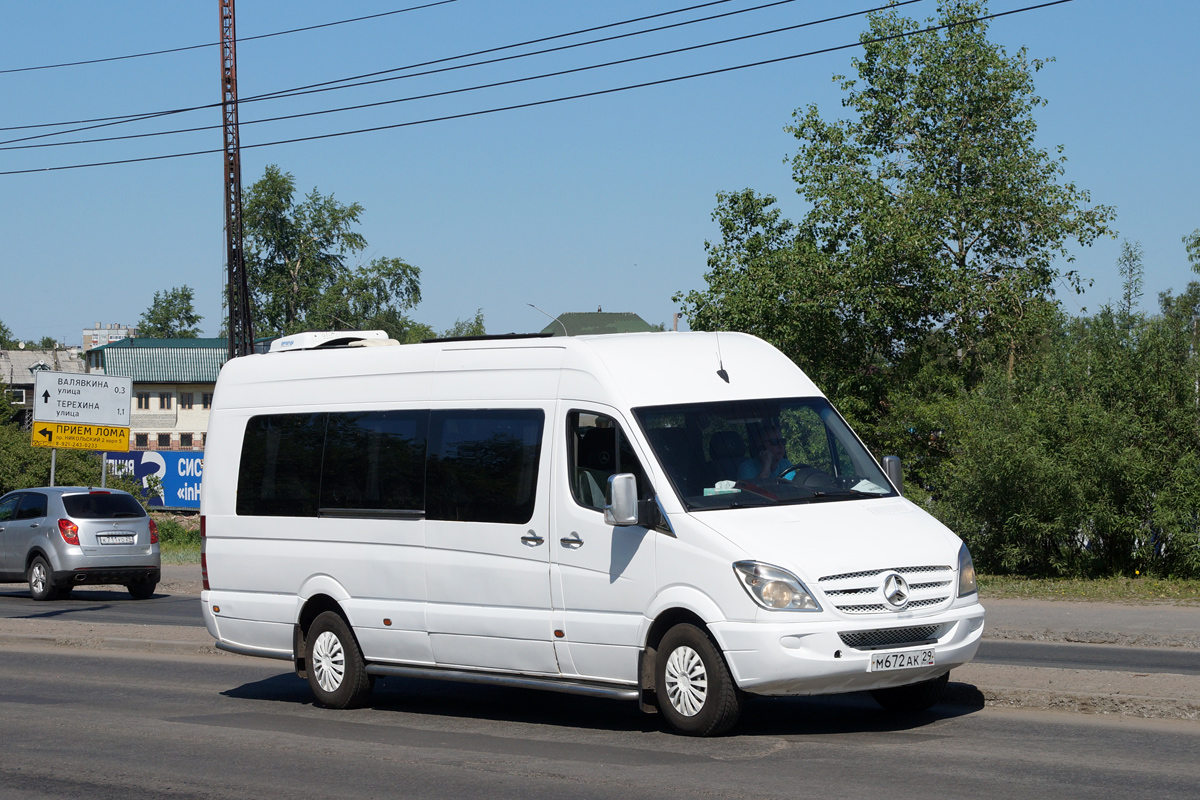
xmin=870 ymin=671 xmax=950 ymax=713
xmin=306 ymin=611 xmax=373 ymax=709
xmin=655 ymin=623 xmax=742 ymax=736
xmin=27 ymin=556 xmax=61 ymax=601
xmin=127 ymin=581 xmax=157 ymax=600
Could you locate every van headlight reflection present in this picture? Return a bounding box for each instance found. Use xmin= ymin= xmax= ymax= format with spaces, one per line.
xmin=733 ymin=561 xmax=821 ymax=612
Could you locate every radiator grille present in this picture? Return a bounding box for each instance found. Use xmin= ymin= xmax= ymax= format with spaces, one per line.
xmin=818 ymin=564 xmax=955 ymax=615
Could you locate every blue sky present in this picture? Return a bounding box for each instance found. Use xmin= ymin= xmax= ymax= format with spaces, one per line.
xmin=2 ymin=0 xmax=1197 ymax=343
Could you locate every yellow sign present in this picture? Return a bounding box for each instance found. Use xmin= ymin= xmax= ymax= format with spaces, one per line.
xmin=31 ymin=422 xmax=130 ymax=452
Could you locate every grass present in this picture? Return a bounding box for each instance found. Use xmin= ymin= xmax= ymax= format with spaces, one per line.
xmin=979 ymin=574 xmax=1200 ymax=604
xmin=160 ymin=543 xmax=201 ymax=564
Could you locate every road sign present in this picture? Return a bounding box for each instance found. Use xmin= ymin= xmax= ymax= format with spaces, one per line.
xmin=32 ymin=422 xmax=130 ymax=452
xmin=33 ymin=371 xmax=133 ymax=427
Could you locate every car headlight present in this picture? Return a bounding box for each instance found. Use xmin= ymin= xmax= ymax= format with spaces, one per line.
xmin=733 ymin=561 xmax=821 ymax=611
xmin=958 ymin=543 xmax=977 ymax=597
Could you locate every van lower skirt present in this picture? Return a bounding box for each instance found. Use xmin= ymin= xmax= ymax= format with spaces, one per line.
xmin=364 ymin=663 xmax=640 ymax=701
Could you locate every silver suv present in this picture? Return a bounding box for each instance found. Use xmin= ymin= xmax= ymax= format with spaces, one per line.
xmin=0 ymin=487 xmax=160 ymax=600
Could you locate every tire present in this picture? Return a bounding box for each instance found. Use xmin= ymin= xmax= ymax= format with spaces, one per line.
xmin=870 ymin=671 xmax=950 ymax=713
xmin=655 ymin=623 xmax=742 ymax=736
xmin=127 ymin=582 xmax=157 ymax=600
xmin=27 ymin=556 xmax=61 ymax=601
xmin=305 ymin=611 xmax=373 ymax=709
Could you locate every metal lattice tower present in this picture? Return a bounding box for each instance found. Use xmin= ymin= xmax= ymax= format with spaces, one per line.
xmin=220 ymin=0 xmax=254 ymax=358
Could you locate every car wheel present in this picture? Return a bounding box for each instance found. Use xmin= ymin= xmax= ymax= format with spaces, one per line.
xmin=655 ymin=623 xmax=742 ymax=736
xmin=27 ymin=556 xmax=61 ymax=601
xmin=127 ymin=582 xmax=157 ymax=600
xmin=870 ymin=671 xmax=950 ymax=713
xmin=306 ymin=611 xmax=373 ymax=709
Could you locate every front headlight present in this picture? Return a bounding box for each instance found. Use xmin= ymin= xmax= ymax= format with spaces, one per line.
xmin=733 ymin=561 xmax=821 ymax=612
xmin=958 ymin=543 xmax=978 ymax=597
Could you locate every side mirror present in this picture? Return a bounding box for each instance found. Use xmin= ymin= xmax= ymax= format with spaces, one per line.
xmin=881 ymin=455 xmax=903 ymax=496
xmin=604 ymin=473 xmax=639 ymax=526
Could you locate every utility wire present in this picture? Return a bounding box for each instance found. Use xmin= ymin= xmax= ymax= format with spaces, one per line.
xmin=0 ymin=0 xmax=458 ymax=75
xmin=0 ymin=0 xmax=924 ymax=153
xmin=0 ymin=0 xmax=1077 ymax=177
xmin=0 ymin=0 xmax=743 ymax=132
xmin=0 ymin=0 xmax=797 ymax=149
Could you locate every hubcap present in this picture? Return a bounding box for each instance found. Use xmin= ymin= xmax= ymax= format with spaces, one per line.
xmin=311 ymin=631 xmax=346 ymax=693
xmin=30 ymin=564 xmax=46 ymax=594
xmin=664 ymin=645 xmax=708 ymax=717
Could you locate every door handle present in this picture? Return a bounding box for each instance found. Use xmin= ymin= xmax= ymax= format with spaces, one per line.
xmin=520 ymin=531 xmax=545 ymax=547
xmin=30 ymin=523 xmax=39 ymax=528
xmin=560 ymin=532 xmax=584 ymax=549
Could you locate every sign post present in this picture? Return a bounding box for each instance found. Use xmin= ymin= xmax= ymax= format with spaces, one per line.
xmin=32 ymin=372 xmax=133 ymax=485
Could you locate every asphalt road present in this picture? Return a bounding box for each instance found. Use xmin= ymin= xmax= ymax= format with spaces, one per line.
xmin=1 ymin=646 xmax=1197 ymax=800
xmin=0 ymin=584 xmax=202 ymax=626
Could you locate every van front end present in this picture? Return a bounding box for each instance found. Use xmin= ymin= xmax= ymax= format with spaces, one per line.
xmin=710 ymin=600 xmax=984 ymax=697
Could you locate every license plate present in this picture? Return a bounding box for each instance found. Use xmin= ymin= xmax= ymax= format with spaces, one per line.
xmin=98 ymin=534 xmax=135 ymax=545
xmin=868 ymin=648 xmax=935 ymax=672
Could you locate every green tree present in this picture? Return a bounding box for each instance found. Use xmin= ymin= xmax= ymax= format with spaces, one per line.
xmin=242 ymin=165 xmax=420 ymax=336
xmin=0 ymin=318 xmax=17 ymax=349
xmin=678 ymin=0 xmax=1113 ymax=404
xmin=137 ymin=286 xmax=203 ymax=338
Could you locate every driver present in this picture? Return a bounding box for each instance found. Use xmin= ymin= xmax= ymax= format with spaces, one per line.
xmin=738 ymin=421 xmax=793 ymax=480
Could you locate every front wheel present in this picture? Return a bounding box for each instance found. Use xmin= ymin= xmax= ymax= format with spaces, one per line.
xmin=306 ymin=611 xmax=373 ymax=709
xmin=870 ymin=671 xmax=949 ymax=713
xmin=27 ymin=556 xmax=62 ymax=601
xmin=655 ymin=623 xmax=742 ymax=736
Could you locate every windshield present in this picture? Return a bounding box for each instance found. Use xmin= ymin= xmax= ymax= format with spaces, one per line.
xmin=633 ymin=397 xmax=896 ymax=511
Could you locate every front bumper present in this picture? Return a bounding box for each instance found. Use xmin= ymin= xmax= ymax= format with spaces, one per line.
xmin=710 ymin=600 xmax=985 ymax=696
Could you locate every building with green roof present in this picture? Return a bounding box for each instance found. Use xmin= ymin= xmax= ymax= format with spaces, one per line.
xmin=86 ymin=338 xmax=229 ymax=452
xmin=539 ymin=311 xmax=659 ymax=337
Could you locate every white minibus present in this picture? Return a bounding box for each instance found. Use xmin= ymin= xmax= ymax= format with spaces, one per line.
xmin=200 ymin=330 xmax=984 ymax=736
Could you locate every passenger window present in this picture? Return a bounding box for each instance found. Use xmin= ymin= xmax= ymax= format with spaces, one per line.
xmin=0 ymin=495 xmax=18 ymax=522
xmin=321 ymin=410 xmax=428 ymax=514
xmin=426 ymin=410 xmax=544 ymax=524
xmin=16 ymin=493 xmax=48 ymax=520
xmin=568 ymin=411 xmax=651 ymax=512
xmin=236 ymin=413 xmax=326 ymax=517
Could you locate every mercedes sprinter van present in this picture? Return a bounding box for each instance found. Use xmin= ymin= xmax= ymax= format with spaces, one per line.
xmin=200 ymin=330 xmax=984 ymax=736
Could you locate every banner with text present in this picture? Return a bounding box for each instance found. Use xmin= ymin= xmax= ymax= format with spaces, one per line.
xmin=104 ymin=450 xmax=204 ymax=509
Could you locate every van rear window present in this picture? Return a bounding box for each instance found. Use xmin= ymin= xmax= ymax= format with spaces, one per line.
xmin=63 ymin=493 xmax=146 ymax=519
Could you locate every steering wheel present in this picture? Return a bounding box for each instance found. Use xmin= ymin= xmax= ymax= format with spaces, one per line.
xmin=775 ymin=462 xmax=811 ymax=480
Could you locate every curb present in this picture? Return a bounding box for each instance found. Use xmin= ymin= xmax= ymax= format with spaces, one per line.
xmin=0 ymin=631 xmax=224 ymax=657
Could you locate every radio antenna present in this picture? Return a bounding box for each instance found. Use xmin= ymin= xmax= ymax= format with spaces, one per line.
xmin=715 ymin=331 xmax=730 ymax=383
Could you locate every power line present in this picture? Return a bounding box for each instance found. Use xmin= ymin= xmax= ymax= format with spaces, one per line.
xmin=0 ymin=0 xmax=1077 ymax=177
xmin=0 ymin=0 xmax=744 ymax=133
xmin=0 ymin=0 xmax=459 ymax=76
xmin=0 ymin=0 xmax=925 ymax=153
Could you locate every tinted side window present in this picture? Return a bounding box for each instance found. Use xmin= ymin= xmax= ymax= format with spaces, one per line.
xmin=0 ymin=495 xmax=19 ymax=522
xmin=427 ymin=410 xmax=544 ymax=524
xmin=321 ymin=410 xmax=428 ymax=514
xmin=16 ymin=492 xmax=48 ymax=520
xmin=237 ymin=414 xmax=326 ymax=517
xmin=62 ymin=493 xmax=147 ymax=519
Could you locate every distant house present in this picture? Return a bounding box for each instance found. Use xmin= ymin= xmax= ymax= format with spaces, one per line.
xmin=86 ymin=338 xmax=228 ymax=451
xmin=539 ymin=311 xmax=658 ymax=337
xmin=0 ymin=348 xmax=87 ymax=428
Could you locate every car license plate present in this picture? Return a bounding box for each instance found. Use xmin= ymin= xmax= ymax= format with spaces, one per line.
xmin=99 ymin=534 xmax=135 ymax=545
xmin=868 ymin=648 xmax=935 ymax=672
